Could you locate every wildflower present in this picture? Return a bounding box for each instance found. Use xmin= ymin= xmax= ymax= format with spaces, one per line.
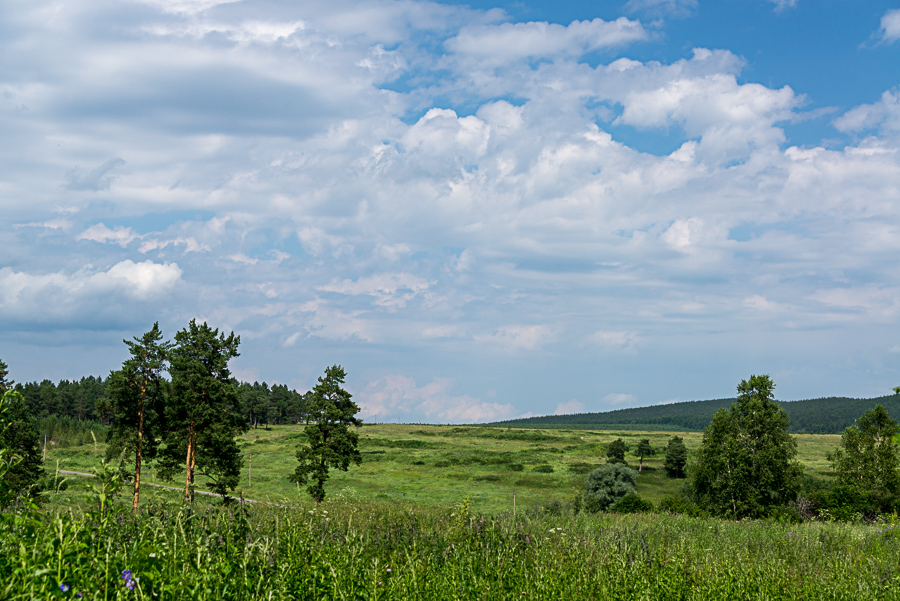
xmin=386 ymin=568 xmax=392 ymax=573
xmin=122 ymin=569 xmax=136 ymax=591
xmin=378 ymin=581 xmax=383 ymax=586
xmin=60 ymin=583 xmax=70 ymax=592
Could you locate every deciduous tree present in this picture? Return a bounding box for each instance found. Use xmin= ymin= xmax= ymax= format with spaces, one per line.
xmin=290 ymin=365 xmax=362 ymax=503
xmin=606 ymin=438 xmax=629 ymax=464
xmin=158 ymin=320 xmax=246 ymax=502
xmin=828 ymin=404 xmax=900 ymax=506
xmin=106 ymin=323 xmax=171 ymax=513
xmin=691 ymin=375 xmax=802 ymax=518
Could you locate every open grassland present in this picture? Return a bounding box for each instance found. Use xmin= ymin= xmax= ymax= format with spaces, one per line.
xmin=4 ymin=494 xmax=900 ymax=600
xmin=43 ymin=423 xmax=841 ymax=513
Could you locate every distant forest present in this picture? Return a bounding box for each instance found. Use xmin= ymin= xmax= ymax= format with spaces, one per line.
xmin=492 ymin=395 xmax=900 ymax=434
xmin=12 ymin=376 xmax=311 ymax=429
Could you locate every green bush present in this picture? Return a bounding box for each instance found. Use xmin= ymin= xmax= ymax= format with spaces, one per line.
xmin=610 ymin=493 xmax=654 ymax=514
xmin=657 ymin=495 xmax=704 ymax=517
xmin=584 ymin=464 xmax=638 ymax=512
xmin=533 ymin=464 xmax=554 ymax=473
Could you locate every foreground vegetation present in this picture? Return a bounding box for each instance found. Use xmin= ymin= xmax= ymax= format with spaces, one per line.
xmin=4 ymin=491 xmax=900 ymax=600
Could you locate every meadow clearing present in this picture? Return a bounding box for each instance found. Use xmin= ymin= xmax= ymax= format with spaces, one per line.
xmin=9 ymin=423 xmax=894 ymax=600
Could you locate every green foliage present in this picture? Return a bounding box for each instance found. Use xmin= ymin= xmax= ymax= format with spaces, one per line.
xmin=0 ymin=359 xmax=11 ymax=395
xmin=691 ymin=375 xmax=803 ymax=519
xmin=584 ymin=463 xmax=638 ymax=512
xmin=106 ymin=323 xmax=171 ymax=511
xmin=663 ymin=436 xmax=688 ymax=478
xmin=157 ymin=319 xmax=246 ymax=500
xmin=827 ymin=405 xmax=900 ymax=510
xmin=610 ymin=492 xmax=654 ymax=514
xmin=606 ymin=438 xmax=629 ymax=463
xmin=290 ymin=366 xmax=362 ymax=503
xmin=0 ymin=390 xmax=44 ymax=509
xmin=634 ymin=438 xmax=654 ymax=471
xmin=657 ymin=495 xmax=703 ymax=516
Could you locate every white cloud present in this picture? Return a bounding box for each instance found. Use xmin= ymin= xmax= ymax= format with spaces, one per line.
xmin=445 ymin=18 xmax=648 ymax=65
xmin=358 ymin=375 xmax=514 ymax=423
xmin=554 ymin=399 xmax=584 ymax=415
xmin=767 ymin=0 xmax=798 ymax=12
xmin=78 ymin=224 xmax=138 ymax=247
xmin=476 ymin=325 xmax=553 ymax=351
xmin=604 ymin=393 xmax=637 ymax=406
xmin=625 ymin=0 xmax=698 ymax=18
xmin=879 ymin=9 xmax=900 ymax=44
xmin=318 ymin=273 xmax=433 ymax=309
xmin=591 ymin=330 xmax=640 ymax=352
xmin=834 ymin=89 xmax=900 ymax=134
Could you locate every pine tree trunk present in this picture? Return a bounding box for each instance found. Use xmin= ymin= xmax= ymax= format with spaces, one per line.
xmin=133 ymin=378 xmax=146 ymax=513
xmin=184 ymin=422 xmax=195 ymax=502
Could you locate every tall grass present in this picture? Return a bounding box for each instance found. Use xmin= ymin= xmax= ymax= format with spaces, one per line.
xmin=2 ymin=493 xmax=900 ymax=600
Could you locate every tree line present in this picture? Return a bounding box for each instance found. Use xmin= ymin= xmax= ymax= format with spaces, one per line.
xmin=496 ymin=392 xmax=900 ymax=434
xmin=0 ymin=321 xmax=362 ymax=512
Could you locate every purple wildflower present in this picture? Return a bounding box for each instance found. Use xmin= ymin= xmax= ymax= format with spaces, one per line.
xmin=60 ymin=583 xmax=70 ymax=592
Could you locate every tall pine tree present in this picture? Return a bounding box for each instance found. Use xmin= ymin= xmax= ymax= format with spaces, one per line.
xmin=106 ymin=323 xmax=171 ymax=513
xmin=158 ymin=320 xmax=246 ymax=502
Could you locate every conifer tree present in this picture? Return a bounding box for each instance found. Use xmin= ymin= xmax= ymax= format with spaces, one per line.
xmin=0 ymin=390 xmax=44 ymax=509
xmin=158 ymin=320 xmax=246 ymax=502
xmin=290 ymin=365 xmax=362 ymax=503
xmin=106 ymin=323 xmax=171 ymax=513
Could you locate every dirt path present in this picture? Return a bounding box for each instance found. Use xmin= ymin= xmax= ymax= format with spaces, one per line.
xmin=57 ymin=470 xmax=262 ymax=503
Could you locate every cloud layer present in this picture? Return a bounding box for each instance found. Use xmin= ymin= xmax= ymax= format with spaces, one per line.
xmin=1 ymin=0 xmax=900 ymax=420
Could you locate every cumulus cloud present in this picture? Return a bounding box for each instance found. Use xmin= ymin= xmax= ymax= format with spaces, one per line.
xmin=878 ymin=9 xmax=900 ymax=44
xmin=591 ymin=331 xmax=640 ymax=353
xmin=767 ymin=0 xmax=798 ymax=12
xmin=834 ymin=89 xmax=900 ymax=134
xmin=358 ymin=375 xmax=514 ymax=423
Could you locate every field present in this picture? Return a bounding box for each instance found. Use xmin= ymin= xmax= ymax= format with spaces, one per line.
xmin=44 ymin=423 xmax=840 ymax=512
xmin=10 ymin=424 xmax=890 ymax=600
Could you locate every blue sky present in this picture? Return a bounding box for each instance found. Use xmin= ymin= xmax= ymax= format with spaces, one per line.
xmin=2 ymin=0 xmax=900 ymax=422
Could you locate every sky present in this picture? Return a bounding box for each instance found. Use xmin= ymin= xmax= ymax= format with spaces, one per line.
xmin=2 ymin=0 xmax=900 ymax=423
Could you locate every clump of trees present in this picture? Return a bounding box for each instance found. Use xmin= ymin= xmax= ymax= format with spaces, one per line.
xmin=664 ymin=436 xmax=687 ymax=478
xmin=605 ymin=438 xmax=629 ymax=464
xmin=690 ymin=375 xmax=802 ymax=518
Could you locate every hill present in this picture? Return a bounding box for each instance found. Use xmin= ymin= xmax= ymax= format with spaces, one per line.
xmin=491 ymin=395 xmax=900 ymax=434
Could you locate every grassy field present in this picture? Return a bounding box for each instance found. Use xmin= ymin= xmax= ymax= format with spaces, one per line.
xmin=43 ymin=423 xmax=842 ymax=513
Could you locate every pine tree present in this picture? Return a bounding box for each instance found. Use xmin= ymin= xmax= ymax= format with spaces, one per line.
xmin=634 ymin=438 xmax=655 ymax=472
xmin=290 ymin=365 xmax=362 ymax=502
xmin=0 ymin=390 xmax=44 ymax=509
xmin=157 ymin=320 xmax=246 ymax=502
xmin=106 ymin=323 xmax=171 ymax=513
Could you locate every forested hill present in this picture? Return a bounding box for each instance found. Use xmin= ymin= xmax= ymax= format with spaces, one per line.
xmin=491 ymin=395 xmax=900 ymax=434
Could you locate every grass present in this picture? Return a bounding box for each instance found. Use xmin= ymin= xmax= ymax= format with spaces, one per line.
xmin=7 ymin=424 xmax=895 ymax=599
xmin=42 ymin=423 xmax=842 ymax=513
xmin=4 ymin=493 xmax=900 ymax=600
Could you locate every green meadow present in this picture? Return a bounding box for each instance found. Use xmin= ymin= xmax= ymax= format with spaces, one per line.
xmin=44 ymin=423 xmax=841 ymax=512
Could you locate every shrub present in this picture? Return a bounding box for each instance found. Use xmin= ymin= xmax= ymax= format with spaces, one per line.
xmin=533 ymin=464 xmax=554 ymax=473
xmin=611 ymin=493 xmax=654 ymax=514
xmin=658 ymin=495 xmax=704 ymax=517
xmin=584 ymin=464 xmax=638 ymax=512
